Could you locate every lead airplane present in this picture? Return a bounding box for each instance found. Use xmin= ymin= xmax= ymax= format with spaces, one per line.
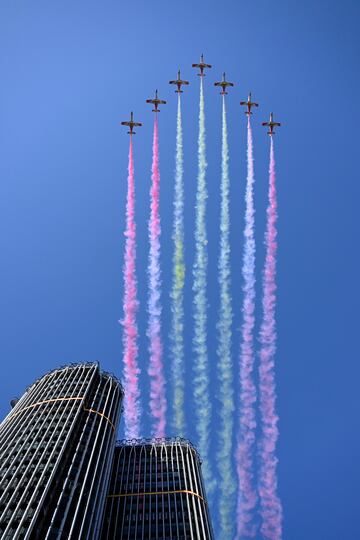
xmin=240 ymin=92 xmax=259 ymax=115
xmin=262 ymin=112 xmax=281 ymax=135
xmin=169 ymin=70 xmax=190 ymax=93
xmin=192 ymin=54 xmax=212 ymax=76
xmin=121 ymin=111 xmax=142 ymax=135
xmin=146 ymin=89 xmax=167 ymax=112
xmin=214 ymin=72 xmax=234 ymax=94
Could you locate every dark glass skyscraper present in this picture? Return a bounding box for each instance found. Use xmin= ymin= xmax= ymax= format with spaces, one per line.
xmin=100 ymin=438 xmax=214 ymax=540
xmin=0 ymin=363 xmax=123 ymax=540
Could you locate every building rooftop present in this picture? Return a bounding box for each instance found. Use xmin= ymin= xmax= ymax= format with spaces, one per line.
xmin=115 ymin=436 xmax=201 ymax=460
xmin=24 ymin=361 xmax=123 ymax=394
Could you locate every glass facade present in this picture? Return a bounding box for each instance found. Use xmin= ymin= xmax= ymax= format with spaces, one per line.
xmin=0 ymin=363 xmax=123 ymax=540
xmin=100 ymin=438 xmax=214 ymax=540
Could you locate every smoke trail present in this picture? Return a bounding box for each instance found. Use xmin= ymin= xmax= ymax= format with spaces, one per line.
xmin=170 ymin=94 xmax=186 ymax=435
xmin=121 ymin=137 xmax=141 ymax=439
xmin=217 ymin=95 xmax=236 ymax=539
xmin=192 ymin=78 xmax=215 ymax=495
xmin=258 ymin=137 xmax=282 ymax=540
xmin=147 ymin=115 xmax=167 ymax=438
xmin=236 ymin=117 xmax=258 ymax=539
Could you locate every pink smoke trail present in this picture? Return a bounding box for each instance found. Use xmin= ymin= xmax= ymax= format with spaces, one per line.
xmin=122 ymin=137 xmax=141 ymax=439
xmin=258 ymin=137 xmax=283 ymax=540
xmin=147 ymin=115 xmax=166 ymax=438
xmin=236 ymin=117 xmax=258 ymax=539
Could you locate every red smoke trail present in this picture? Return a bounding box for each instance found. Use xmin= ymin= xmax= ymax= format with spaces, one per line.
xmin=147 ymin=115 xmax=166 ymax=437
xmin=122 ymin=137 xmax=141 ymax=439
xmin=258 ymin=137 xmax=283 ymax=539
xmin=236 ymin=117 xmax=257 ymax=539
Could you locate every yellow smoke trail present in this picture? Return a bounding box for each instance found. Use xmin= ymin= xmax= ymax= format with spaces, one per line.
xmin=170 ymin=94 xmax=186 ymax=435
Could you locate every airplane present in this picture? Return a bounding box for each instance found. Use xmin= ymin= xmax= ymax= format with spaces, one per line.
xmin=121 ymin=111 xmax=142 ymax=135
xmin=214 ymin=72 xmax=234 ymax=94
xmin=146 ymin=89 xmax=167 ymax=112
xmin=192 ymin=54 xmax=212 ymax=76
xmin=240 ymin=92 xmax=259 ymax=115
xmin=169 ymin=70 xmax=190 ymax=93
xmin=262 ymin=112 xmax=281 ymax=135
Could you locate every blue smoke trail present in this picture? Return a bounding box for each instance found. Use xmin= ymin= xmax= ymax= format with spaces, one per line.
xmin=217 ymin=95 xmax=236 ymax=539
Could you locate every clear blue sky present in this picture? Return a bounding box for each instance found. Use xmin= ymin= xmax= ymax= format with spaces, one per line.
xmin=1 ymin=1 xmax=359 ymax=538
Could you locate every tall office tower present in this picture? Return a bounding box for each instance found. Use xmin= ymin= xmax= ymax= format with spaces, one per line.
xmin=100 ymin=437 xmax=214 ymax=540
xmin=0 ymin=363 xmax=123 ymax=540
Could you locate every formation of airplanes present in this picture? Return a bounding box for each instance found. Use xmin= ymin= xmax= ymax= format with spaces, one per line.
xmin=121 ymin=55 xmax=281 ymax=136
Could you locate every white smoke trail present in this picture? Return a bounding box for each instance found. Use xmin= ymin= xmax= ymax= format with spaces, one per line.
xmin=236 ymin=116 xmax=258 ymax=539
xmin=192 ymin=77 xmax=215 ymax=495
xmin=217 ymin=95 xmax=236 ymax=539
xmin=170 ymin=94 xmax=186 ymax=435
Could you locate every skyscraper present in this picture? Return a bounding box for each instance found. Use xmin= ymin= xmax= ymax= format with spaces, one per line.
xmin=0 ymin=363 xmax=123 ymax=540
xmin=100 ymin=437 xmax=214 ymax=540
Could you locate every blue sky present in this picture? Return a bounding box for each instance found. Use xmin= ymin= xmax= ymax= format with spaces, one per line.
xmin=1 ymin=1 xmax=360 ymax=538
